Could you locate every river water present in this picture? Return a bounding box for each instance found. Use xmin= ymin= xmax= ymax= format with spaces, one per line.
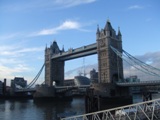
xmin=0 ymin=94 xmax=160 ymax=120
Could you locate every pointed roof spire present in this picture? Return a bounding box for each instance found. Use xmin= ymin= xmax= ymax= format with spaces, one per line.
xmin=118 ymin=27 xmax=122 ymax=36
xmin=104 ymin=19 xmax=112 ymax=31
xmin=45 ymin=44 xmax=47 ymax=50
xmin=62 ymin=45 xmax=64 ymax=52
xmin=96 ymin=24 xmax=100 ymax=34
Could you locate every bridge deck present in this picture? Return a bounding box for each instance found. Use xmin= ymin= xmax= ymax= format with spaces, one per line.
xmin=52 ymin=43 xmax=97 ymax=60
xmin=15 ymin=85 xmax=90 ymax=93
xmin=116 ymin=80 xmax=160 ymax=87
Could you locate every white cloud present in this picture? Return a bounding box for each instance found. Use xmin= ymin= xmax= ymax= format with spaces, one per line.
xmin=33 ymin=20 xmax=82 ymax=36
xmin=0 ymin=33 xmax=21 ymax=41
xmin=54 ymin=0 xmax=97 ymax=8
xmin=57 ymin=20 xmax=80 ymax=30
xmin=0 ymin=44 xmax=44 ymax=79
xmin=0 ymin=45 xmax=44 ymax=57
xmin=1 ymin=0 xmax=97 ymax=13
xmin=0 ymin=64 xmax=30 ymax=79
xmin=1 ymin=20 xmax=93 ymax=39
xmin=128 ymin=5 xmax=144 ymax=10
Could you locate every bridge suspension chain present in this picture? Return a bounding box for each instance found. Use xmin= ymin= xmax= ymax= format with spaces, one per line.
xmin=110 ymin=46 xmax=160 ymax=78
xmin=123 ymin=50 xmax=160 ymax=77
xmin=26 ymin=63 xmax=45 ymax=89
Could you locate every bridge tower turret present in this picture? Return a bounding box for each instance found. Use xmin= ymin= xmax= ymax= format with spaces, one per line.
xmin=96 ymin=20 xmax=123 ymax=84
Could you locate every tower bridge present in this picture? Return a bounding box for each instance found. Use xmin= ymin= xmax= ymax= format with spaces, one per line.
xmin=37 ymin=19 xmax=131 ymax=111
xmin=45 ymin=20 xmax=123 ymax=88
xmin=33 ymin=20 xmax=160 ymax=112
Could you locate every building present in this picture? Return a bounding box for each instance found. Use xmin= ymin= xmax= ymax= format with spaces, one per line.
xmin=11 ymin=77 xmax=27 ymax=89
xmin=90 ymin=69 xmax=98 ymax=83
xmin=0 ymin=81 xmax=3 ymax=95
xmin=125 ymin=76 xmax=140 ymax=82
xmin=64 ymin=79 xmax=75 ymax=86
xmin=125 ymin=76 xmax=140 ymax=94
xmin=74 ymin=76 xmax=90 ymax=86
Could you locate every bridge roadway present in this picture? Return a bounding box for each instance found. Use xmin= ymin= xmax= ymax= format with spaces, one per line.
xmin=116 ymin=80 xmax=160 ymax=87
xmin=15 ymin=80 xmax=160 ymax=92
xmin=15 ymin=80 xmax=160 ymax=93
xmin=15 ymin=85 xmax=90 ymax=93
xmin=52 ymin=43 xmax=97 ymax=60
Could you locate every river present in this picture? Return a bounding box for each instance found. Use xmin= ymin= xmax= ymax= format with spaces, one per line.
xmin=0 ymin=94 xmax=160 ymax=120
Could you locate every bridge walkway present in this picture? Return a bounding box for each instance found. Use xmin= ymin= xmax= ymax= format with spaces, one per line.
xmin=15 ymin=85 xmax=90 ymax=93
xmin=116 ymin=80 xmax=160 ymax=87
xmin=61 ymin=98 xmax=160 ymax=120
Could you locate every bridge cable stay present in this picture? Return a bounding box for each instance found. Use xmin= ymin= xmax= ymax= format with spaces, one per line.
xmin=123 ymin=53 xmax=160 ymax=77
xmin=123 ymin=50 xmax=160 ymax=76
xmin=111 ymin=46 xmax=160 ymax=77
xmin=110 ymin=46 xmax=160 ymax=78
xmin=123 ymin=50 xmax=160 ymax=72
xmin=110 ymin=46 xmax=155 ymax=76
xmin=26 ymin=63 xmax=45 ymax=89
xmin=122 ymin=50 xmax=160 ymax=77
xmin=27 ymin=63 xmax=44 ymax=88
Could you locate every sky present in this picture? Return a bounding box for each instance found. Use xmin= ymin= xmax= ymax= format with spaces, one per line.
xmin=0 ymin=0 xmax=160 ymax=85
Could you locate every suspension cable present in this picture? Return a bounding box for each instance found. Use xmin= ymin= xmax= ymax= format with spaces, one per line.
xmin=26 ymin=63 xmax=44 ymax=88
xmin=110 ymin=46 xmax=160 ymax=78
xmin=122 ymin=50 xmax=160 ymax=77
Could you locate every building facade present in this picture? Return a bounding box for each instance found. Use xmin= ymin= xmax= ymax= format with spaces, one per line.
xmin=0 ymin=81 xmax=3 ymax=95
xmin=11 ymin=77 xmax=27 ymax=89
xmin=90 ymin=69 xmax=98 ymax=83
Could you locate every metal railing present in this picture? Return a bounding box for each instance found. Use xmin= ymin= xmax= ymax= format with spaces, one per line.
xmin=61 ymin=98 xmax=160 ymax=120
xmin=116 ymin=80 xmax=160 ymax=87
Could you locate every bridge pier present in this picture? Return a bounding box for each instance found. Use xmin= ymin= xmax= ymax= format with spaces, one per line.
xmin=85 ymin=83 xmax=132 ymax=113
xmin=33 ymin=85 xmax=73 ymax=101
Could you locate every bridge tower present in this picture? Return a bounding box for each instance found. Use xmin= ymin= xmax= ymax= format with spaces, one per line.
xmin=45 ymin=41 xmax=64 ymax=86
xmin=96 ymin=20 xmax=123 ymax=83
xmin=93 ymin=20 xmax=128 ymax=97
xmin=86 ymin=20 xmax=131 ymax=113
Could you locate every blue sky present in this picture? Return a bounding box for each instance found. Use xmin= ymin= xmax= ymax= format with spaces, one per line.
xmin=0 ymin=0 xmax=160 ymax=85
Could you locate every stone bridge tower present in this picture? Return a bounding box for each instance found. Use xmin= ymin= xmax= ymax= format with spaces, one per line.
xmin=45 ymin=41 xmax=64 ymax=86
xmin=96 ymin=20 xmax=123 ymax=84
xmin=86 ymin=20 xmax=131 ymax=113
xmin=91 ymin=20 xmax=129 ymax=98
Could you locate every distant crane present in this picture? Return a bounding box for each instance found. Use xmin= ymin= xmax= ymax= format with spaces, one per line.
xmin=78 ymin=57 xmax=87 ymax=77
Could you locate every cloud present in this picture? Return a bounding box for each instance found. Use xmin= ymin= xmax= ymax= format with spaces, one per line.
xmin=54 ymin=0 xmax=97 ymax=8
xmin=128 ymin=5 xmax=144 ymax=10
xmin=1 ymin=0 xmax=97 ymax=13
xmin=33 ymin=20 xmax=83 ymax=36
xmin=0 ymin=45 xmax=44 ymax=57
xmin=1 ymin=19 xmax=93 ymax=40
xmin=0 ymin=33 xmax=21 ymax=41
xmin=0 ymin=44 xmax=44 ymax=84
xmin=0 ymin=64 xmax=30 ymax=79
